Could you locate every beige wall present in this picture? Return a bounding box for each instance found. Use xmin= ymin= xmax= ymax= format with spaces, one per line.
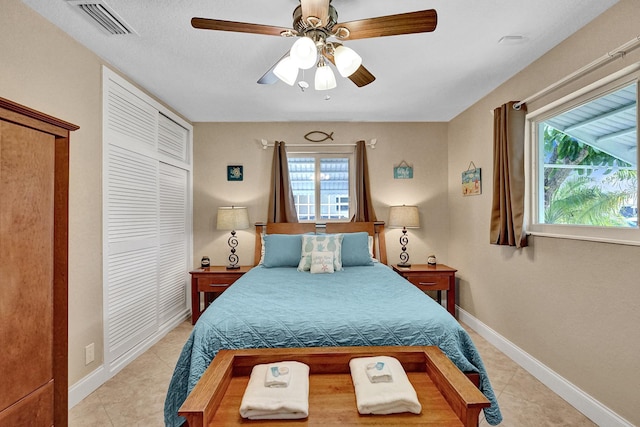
xmin=1 ymin=0 xmax=105 ymax=385
xmin=193 ymin=122 xmax=450 ymax=268
xmin=0 ymin=0 xmax=188 ymax=387
xmin=447 ymin=0 xmax=640 ymax=424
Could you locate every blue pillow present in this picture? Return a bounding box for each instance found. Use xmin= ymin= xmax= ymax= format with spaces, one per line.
xmin=341 ymin=232 xmax=374 ymax=267
xmin=262 ymin=234 xmax=304 ymax=268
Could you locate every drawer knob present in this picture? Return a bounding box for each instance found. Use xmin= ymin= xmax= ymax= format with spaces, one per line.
xmin=418 ymin=282 xmax=437 ymax=286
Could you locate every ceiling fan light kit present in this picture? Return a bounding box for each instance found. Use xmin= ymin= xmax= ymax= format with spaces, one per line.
xmin=273 ymin=56 xmax=299 ymax=86
xmin=191 ymin=0 xmax=437 ymax=92
xmin=314 ymin=59 xmax=337 ymax=90
xmin=290 ymin=36 xmax=318 ymax=69
xmin=333 ymin=45 xmax=362 ymax=78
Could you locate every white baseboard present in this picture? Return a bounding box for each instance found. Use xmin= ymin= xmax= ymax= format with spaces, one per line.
xmin=458 ymin=308 xmax=634 ymax=427
xmin=68 ymin=364 xmax=107 ymax=408
xmin=68 ymin=311 xmax=190 ymax=409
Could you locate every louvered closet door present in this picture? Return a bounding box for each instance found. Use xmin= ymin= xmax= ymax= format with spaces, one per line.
xmin=103 ymin=67 xmax=191 ymax=368
xmin=105 ymin=145 xmax=159 ymax=361
xmin=159 ymin=113 xmax=188 ymax=162
xmin=159 ymin=163 xmax=188 ymax=323
xmin=105 ymin=79 xmax=157 ymax=155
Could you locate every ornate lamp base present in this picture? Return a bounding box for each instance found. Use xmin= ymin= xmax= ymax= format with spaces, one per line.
xmin=226 ymin=230 xmax=240 ymax=270
xmin=398 ymin=226 xmax=411 ymax=267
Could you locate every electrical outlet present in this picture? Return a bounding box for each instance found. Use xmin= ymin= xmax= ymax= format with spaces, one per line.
xmin=85 ymin=343 xmax=95 ymax=365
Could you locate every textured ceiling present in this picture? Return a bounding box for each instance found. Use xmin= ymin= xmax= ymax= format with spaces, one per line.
xmin=22 ymin=0 xmax=619 ymax=122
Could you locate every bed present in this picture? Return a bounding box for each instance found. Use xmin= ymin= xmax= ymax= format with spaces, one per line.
xmin=164 ymin=222 xmax=502 ymax=426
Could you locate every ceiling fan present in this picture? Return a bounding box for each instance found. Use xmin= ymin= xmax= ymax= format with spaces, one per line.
xmin=191 ymin=0 xmax=437 ymax=90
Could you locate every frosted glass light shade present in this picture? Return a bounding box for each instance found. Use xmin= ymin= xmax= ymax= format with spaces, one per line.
xmin=334 ymin=45 xmax=362 ymax=77
xmin=388 ymin=205 xmax=420 ymax=228
xmin=290 ymin=37 xmax=318 ymax=70
xmin=273 ymin=56 xmax=299 ymax=86
xmin=216 ymin=206 xmax=250 ymax=231
xmin=314 ymin=64 xmax=337 ymax=90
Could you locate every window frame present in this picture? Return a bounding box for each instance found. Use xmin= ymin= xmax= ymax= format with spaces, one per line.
xmin=287 ymin=151 xmax=355 ymax=222
xmin=525 ymin=66 xmax=640 ymax=245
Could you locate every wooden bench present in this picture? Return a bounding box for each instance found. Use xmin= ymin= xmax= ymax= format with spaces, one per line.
xmin=179 ymin=346 xmax=490 ymax=426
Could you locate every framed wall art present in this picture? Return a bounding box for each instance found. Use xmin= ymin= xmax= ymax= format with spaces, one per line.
xmin=227 ymin=165 xmax=243 ymax=181
xmin=462 ymin=162 xmax=481 ymax=196
xmin=393 ymin=160 xmax=413 ymax=179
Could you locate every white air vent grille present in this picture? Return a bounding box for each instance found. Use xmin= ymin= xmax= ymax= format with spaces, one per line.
xmin=67 ymin=0 xmax=134 ymax=35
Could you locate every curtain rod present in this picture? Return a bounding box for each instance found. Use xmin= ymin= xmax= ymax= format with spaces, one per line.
xmin=514 ymin=34 xmax=640 ymax=110
xmin=260 ymin=138 xmax=377 ymax=150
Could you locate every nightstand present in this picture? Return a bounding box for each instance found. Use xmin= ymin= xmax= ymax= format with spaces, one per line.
xmin=189 ymin=266 xmax=252 ymax=324
xmin=392 ymin=264 xmax=457 ymax=317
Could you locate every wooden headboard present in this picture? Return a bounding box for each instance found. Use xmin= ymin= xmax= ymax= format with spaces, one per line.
xmin=325 ymin=222 xmax=386 ymax=265
xmin=254 ymin=222 xmax=386 ymax=265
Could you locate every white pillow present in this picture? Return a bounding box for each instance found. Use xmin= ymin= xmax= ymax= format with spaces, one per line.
xmin=310 ymin=251 xmax=334 ymax=274
xmin=259 ymin=233 xmax=265 ymax=264
xmin=298 ymin=234 xmax=343 ymax=271
xmin=367 ymin=235 xmax=380 ymax=263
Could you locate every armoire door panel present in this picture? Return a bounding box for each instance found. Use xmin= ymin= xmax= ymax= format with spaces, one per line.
xmin=0 ymin=381 xmax=54 ymax=427
xmin=0 ymin=122 xmax=55 ymax=412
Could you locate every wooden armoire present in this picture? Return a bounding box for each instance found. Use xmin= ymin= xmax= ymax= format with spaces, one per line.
xmin=0 ymin=97 xmax=78 ymax=426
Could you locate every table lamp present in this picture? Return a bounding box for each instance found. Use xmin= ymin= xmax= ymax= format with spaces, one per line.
xmin=216 ymin=206 xmax=250 ymax=269
xmin=388 ymin=205 xmax=420 ymax=267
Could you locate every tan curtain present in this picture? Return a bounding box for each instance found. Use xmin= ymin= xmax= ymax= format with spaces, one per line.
xmin=351 ymin=140 xmax=377 ymax=222
xmin=490 ymin=102 xmax=528 ymax=248
xmin=268 ymin=141 xmax=298 ymax=223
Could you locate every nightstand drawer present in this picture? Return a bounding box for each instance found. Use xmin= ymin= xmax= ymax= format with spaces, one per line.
xmin=405 ymin=274 xmax=450 ymax=290
xmin=197 ymin=275 xmax=238 ymax=289
xmin=391 ymin=264 xmax=457 ymax=317
xmin=197 ymin=280 xmax=232 ymax=292
xmin=190 ymin=266 xmax=252 ymax=324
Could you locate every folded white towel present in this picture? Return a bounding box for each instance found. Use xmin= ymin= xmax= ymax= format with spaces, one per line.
xmin=349 ymin=356 xmax=422 ymax=415
xmin=265 ymin=364 xmax=291 ymax=388
xmin=239 ymin=361 xmax=309 ymax=420
xmin=365 ymin=361 xmax=393 ymax=383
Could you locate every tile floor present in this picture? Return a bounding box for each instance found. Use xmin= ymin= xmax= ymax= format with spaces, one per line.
xmin=69 ymin=320 xmax=596 ymax=426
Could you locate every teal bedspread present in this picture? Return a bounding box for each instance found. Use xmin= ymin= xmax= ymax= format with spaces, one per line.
xmin=164 ymin=263 xmax=502 ymax=425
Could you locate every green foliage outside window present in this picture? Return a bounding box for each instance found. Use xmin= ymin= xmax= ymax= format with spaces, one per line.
xmin=542 ymin=126 xmax=637 ymax=226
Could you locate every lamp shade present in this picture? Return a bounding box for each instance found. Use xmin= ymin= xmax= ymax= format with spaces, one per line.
xmin=388 ymin=205 xmax=420 ymax=228
xmin=315 ymin=64 xmax=337 ymax=90
xmin=273 ymin=56 xmax=299 ymax=86
xmin=290 ymin=36 xmax=317 ymax=70
xmin=216 ymin=206 xmax=250 ymax=231
xmin=334 ymin=45 xmax=362 ymax=77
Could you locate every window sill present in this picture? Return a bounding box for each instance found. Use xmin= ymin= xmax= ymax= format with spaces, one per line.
xmin=527 ymin=227 xmax=640 ymax=247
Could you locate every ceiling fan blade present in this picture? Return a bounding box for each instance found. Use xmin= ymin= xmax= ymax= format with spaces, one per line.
xmin=191 ymin=17 xmax=292 ymax=37
xmin=257 ymin=69 xmax=279 ymax=85
xmin=257 ymin=52 xmax=290 ymax=85
xmin=346 ymin=65 xmax=376 ymax=88
xmin=335 ymin=9 xmax=437 ymax=41
xmin=301 ymin=0 xmax=330 ymax=27
xmin=324 ymin=48 xmax=375 ymax=88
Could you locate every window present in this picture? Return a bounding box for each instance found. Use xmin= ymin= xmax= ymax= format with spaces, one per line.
xmin=527 ymin=70 xmax=639 ymax=244
xmin=288 ymin=154 xmax=352 ymax=221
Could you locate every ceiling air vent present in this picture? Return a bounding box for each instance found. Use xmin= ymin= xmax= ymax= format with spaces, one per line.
xmin=66 ymin=0 xmax=134 ymax=35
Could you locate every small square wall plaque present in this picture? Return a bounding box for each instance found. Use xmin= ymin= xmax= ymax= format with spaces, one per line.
xmin=227 ymin=165 xmax=243 ymax=181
